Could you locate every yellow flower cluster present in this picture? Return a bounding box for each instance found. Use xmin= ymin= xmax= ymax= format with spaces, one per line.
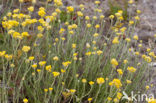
xmin=62 ymin=61 xmax=71 ymax=67
xmin=38 ymin=7 xmax=46 ymax=17
xmin=148 ymin=99 xmax=156 ymax=103
xmin=22 ymin=46 xmax=31 ymax=53
xmin=97 ymin=77 xmax=105 ymax=84
xmin=0 ymin=0 xmax=152 ymax=103
xmin=109 ymin=79 xmax=122 ymax=89
xmin=112 ymin=37 xmax=119 ymax=44
xmin=111 ymin=58 xmax=118 ymax=68
xmin=127 ymin=66 xmax=136 ymax=73
xmin=52 ymin=72 xmax=60 ymax=77
xmin=66 ymin=6 xmax=74 ymax=13
xmin=54 ymin=0 xmax=63 ymax=6
xmin=23 ymin=98 xmax=28 ymax=103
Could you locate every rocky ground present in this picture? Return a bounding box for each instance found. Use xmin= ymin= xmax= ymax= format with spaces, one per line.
xmin=63 ymin=0 xmax=156 ymax=41
xmin=136 ymin=0 xmax=156 ymax=97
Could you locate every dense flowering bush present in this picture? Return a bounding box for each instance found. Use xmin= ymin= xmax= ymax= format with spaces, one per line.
xmin=0 ymin=0 xmax=156 ymax=103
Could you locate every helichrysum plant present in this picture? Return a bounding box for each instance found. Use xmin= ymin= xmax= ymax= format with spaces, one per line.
xmin=0 ymin=0 xmax=155 ymax=103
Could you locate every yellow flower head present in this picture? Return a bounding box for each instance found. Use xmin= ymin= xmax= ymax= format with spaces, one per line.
xmin=144 ymin=56 xmax=152 ymax=63
xmin=114 ymin=98 xmax=118 ymax=102
xmin=7 ymin=12 xmax=12 ymax=17
xmin=135 ymin=52 xmax=139 ymax=55
xmin=61 ymin=37 xmax=66 ymax=41
xmin=85 ymin=16 xmax=90 ymax=20
xmin=55 ymin=38 xmax=59 ymax=42
xmin=111 ymin=58 xmax=118 ymax=67
xmin=106 ymin=78 xmax=108 ymax=81
xmin=79 ymin=4 xmax=84 ymax=8
xmin=147 ymin=48 xmax=151 ymax=52
xmin=22 ymin=32 xmax=29 ymax=37
xmin=89 ymin=81 xmax=94 ymax=85
xmin=86 ymin=43 xmax=91 ymax=48
xmin=129 ymin=20 xmax=134 ymax=25
xmin=148 ymin=99 xmax=156 ymax=103
xmin=19 ymin=0 xmax=24 ymax=3
xmin=92 ymin=41 xmax=96 ymax=44
xmin=95 ymin=24 xmax=100 ymax=28
xmin=23 ymin=98 xmax=28 ymax=103
xmin=126 ymin=80 xmax=132 ymax=84
xmin=115 ymin=12 xmax=122 ymax=17
xmin=69 ymin=30 xmax=74 ymax=35
xmin=97 ymin=77 xmax=105 ymax=84
xmin=53 ymin=56 xmax=59 ymax=61
xmin=28 ymin=6 xmax=34 ymax=12
xmin=61 ymin=69 xmax=66 ymax=73
xmin=107 ymin=97 xmax=112 ymax=101
xmin=49 ymin=87 xmax=53 ymax=91
xmin=13 ymin=32 xmax=22 ymax=39
xmin=100 ymin=15 xmax=105 ymax=19
xmin=37 ymin=69 xmax=41 ymax=72
xmin=82 ymin=79 xmax=87 ymax=83
xmin=32 ymin=0 xmax=36 ymax=4
xmin=112 ymin=37 xmax=119 ymax=44
xmin=117 ymin=69 xmax=123 ymax=75
xmin=5 ymin=54 xmax=13 ymax=60
xmin=55 ymin=8 xmax=61 ymax=13
xmin=117 ymin=92 xmax=122 ymax=99
xmin=110 ymin=79 xmax=122 ymax=88
xmin=72 ymin=24 xmax=77 ymax=29
xmin=127 ymin=66 xmax=136 ymax=73
xmin=73 ymin=57 xmax=77 ymax=60
xmin=137 ymin=10 xmax=141 ymax=14
xmin=66 ymin=6 xmax=74 ymax=13
xmin=8 ymin=30 xmax=15 ymax=35
xmin=135 ymin=16 xmax=140 ymax=20
xmin=77 ymin=11 xmax=83 ymax=17
xmin=120 ymin=27 xmax=127 ymax=32
xmin=73 ymin=53 xmax=78 ymax=56
xmin=37 ymin=33 xmax=43 ymax=38
xmin=52 ymin=71 xmax=60 ymax=77
xmin=149 ymin=52 xmax=155 ymax=57
xmin=72 ymin=44 xmax=76 ymax=49
xmin=128 ymin=0 xmax=134 ymax=4
xmin=54 ymin=0 xmax=63 ymax=6
xmin=29 ymin=56 xmax=34 ymax=61
xmin=138 ymin=44 xmax=142 ymax=47
xmin=62 ymin=61 xmax=71 ymax=67
xmin=93 ymin=16 xmax=97 ymax=20
xmin=88 ymin=98 xmax=93 ymax=101
xmin=44 ymin=89 xmax=48 ymax=92
xmin=0 ymin=51 xmax=6 ymax=57
xmin=38 ymin=8 xmax=46 ymax=17
xmin=133 ymin=35 xmax=138 ymax=40
xmin=39 ymin=61 xmax=46 ymax=66
xmin=46 ymin=65 xmax=52 ymax=72
xmin=31 ymin=64 xmax=37 ymax=69
xmin=93 ymin=33 xmax=99 ymax=37
xmin=70 ymin=89 xmax=76 ymax=93
xmin=109 ymin=15 xmax=114 ymax=19
xmin=38 ymin=26 xmax=44 ymax=32
xmin=146 ymin=85 xmax=150 ymax=90
xmin=95 ymin=1 xmax=100 ymax=4
xmin=11 ymin=64 xmax=15 ymax=68
xmin=22 ymin=46 xmax=30 ymax=53
xmin=97 ymin=50 xmax=103 ymax=55
xmin=86 ymin=23 xmax=91 ymax=28
xmin=85 ymin=52 xmax=92 ymax=56
xmin=59 ymin=28 xmax=65 ymax=34
xmin=123 ymin=59 xmax=128 ymax=64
